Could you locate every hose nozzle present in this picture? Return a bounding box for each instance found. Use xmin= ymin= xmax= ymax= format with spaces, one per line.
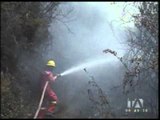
xmin=57 ymin=74 xmax=61 ymax=77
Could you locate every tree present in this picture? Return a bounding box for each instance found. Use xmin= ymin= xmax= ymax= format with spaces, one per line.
xmin=123 ymin=2 xmax=158 ymax=117
xmin=103 ymin=2 xmax=158 ymax=117
xmin=1 ymin=2 xmax=60 ymax=118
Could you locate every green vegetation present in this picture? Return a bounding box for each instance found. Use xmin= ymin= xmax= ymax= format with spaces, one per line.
xmin=1 ymin=2 xmax=60 ymax=118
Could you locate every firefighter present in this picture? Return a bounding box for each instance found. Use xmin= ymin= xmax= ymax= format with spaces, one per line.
xmin=38 ymin=60 xmax=61 ymax=118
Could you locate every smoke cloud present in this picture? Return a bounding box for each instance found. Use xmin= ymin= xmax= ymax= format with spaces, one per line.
xmin=46 ymin=2 xmax=135 ymax=118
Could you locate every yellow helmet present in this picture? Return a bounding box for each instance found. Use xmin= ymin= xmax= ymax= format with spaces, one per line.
xmin=46 ymin=60 xmax=56 ymax=67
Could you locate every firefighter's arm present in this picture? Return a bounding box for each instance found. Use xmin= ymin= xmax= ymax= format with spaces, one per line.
xmin=48 ymin=74 xmax=57 ymax=82
xmin=52 ymin=74 xmax=61 ymax=80
xmin=48 ymin=73 xmax=61 ymax=82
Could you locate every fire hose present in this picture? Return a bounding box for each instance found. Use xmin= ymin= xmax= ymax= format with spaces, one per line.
xmin=34 ymin=81 xmax=49 ymax=119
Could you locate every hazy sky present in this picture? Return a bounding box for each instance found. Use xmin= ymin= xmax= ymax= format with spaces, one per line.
xmin=48 ymin=2 xmax=139 ymax=73
xmin=46 ymin=2 xmax=142 ymax=117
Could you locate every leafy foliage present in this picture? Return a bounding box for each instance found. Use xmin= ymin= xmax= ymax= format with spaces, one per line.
xmin=1 ymin=2 xmax=60 ymax=118
xmin=1 ymin=2 xmax=59 ymax=73
xmin=103 ymin=2 xmax=158 ymax=117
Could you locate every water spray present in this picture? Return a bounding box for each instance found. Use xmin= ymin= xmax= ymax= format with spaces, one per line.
xmin=60 ymin=57 xmax=108 ymax=77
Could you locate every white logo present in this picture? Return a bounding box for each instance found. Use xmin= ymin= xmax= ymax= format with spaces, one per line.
xmin=125 ymin=98 xmax=148 ymax=113
xmin=127 ymin=98 xmax=143 ymax=108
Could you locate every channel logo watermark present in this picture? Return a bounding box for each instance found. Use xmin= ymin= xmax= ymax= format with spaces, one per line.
xmin=125 ymin=98 xmax=148 ymax=113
